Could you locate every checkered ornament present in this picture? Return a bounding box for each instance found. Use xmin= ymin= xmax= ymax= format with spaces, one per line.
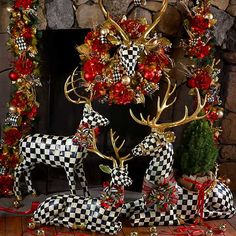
xmin=134 ymin=0 xmax=146 ymax=6
xmin=4 ymin=112 xmax=20 ymax=127
xmin=112 ymin=65 xmax=121 ymax=82
xmin=16 ymin=37 xmax=27 ymax=51
xmin=119 ymin=43 xmax=142 ymax=77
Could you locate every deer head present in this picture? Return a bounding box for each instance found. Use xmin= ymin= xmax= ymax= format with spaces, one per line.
xmin=98 ymin=0 xmax=169 ymax=77
xmin=130 ymin=77 xmax=207 ymax=156
xmin=88 ymin=129 xmax=133 ymax=187
xmin=64 ymin=67 xmax=110 ymax=128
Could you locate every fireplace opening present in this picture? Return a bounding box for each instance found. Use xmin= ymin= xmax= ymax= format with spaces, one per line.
xmin=31 ymin=29 xmax=152 ymax=194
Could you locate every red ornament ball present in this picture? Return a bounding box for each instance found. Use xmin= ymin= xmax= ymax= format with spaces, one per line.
xmin=8 ymin=71 xmax=19 ymax=81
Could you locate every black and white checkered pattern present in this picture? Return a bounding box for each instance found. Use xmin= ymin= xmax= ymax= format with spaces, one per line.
xmin=100 ymin=34 xmax=108 ymax=44
xmin=14 ymin=104 xmax=109 ymax=199
xmin=4 ymin=112 xmax=19 ymax=127
xmin=33 ymin=166 xmax=132 ymax=235
xmin=123 ymin=131 xmax=236 ymax=226
xmin=119 ymin=43 xmax=142 ymax=77
xmin=134 ymin=0 xmax=146 ymax=6
xmin=16 ymin=36 xmax=27 ymax=51
xmin=112 ymin=65 xmax=121 ymax=82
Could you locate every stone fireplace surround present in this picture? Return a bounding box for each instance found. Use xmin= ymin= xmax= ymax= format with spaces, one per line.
xmin=0 ymin=0 xmax=236 ymax=193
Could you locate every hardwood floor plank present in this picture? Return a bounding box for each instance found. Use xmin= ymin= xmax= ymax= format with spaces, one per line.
xmin=227 ymin=215 xmax=236 ymax=230
xmin=5 ymin=216 xmax=22 ymax=236
xmin=0 ymin=216 xmax=6 ymax=236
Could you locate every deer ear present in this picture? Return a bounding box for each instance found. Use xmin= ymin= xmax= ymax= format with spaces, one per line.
xmin=84 ymin=103 xmax=91 ymax=113
xmin=99 ymin=164 xmax=112 ymax=174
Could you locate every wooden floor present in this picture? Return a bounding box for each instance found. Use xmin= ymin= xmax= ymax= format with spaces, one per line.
xmin=0 ymin=215 xmax=236 ymax=236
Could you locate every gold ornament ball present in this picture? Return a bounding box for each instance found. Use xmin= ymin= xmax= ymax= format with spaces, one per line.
xmin=100 ymin=28 xmax=109 ymax=35
xmin=205 ymin=13 xmax=213 ymax=20
xmin=205 ymin=229 xmax=213 ymax=236
xmin=217 ymin=110 xmax=224 ymax=119
xmin=219 ymin=224 xmax=226 ymax=232
xmin=28 ymin=222 xmax=36 ymax=229
xmin=150 ymin=226 xmax=157 ymax=233
xmin=130 ymin=232 xmax=138 ymax=236
xmin=121 ymin=75 xmax=131 ymax=85
xmin=9 ymin=106 xmax=17 ymax=113
xmin=225 ymin=178 xmax=231 ymax=185
xmin=36 ymin=229 xmax=45 ymax=236
xmin=150 ymin=233 xmax=158 ymax=236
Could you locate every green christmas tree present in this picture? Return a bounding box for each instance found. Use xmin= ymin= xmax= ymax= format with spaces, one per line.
xmin=177 ymin=119 xmax=218 ymax=176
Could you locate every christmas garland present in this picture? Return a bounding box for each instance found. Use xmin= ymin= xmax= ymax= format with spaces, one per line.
xmin=76 ymin=17 xmax=172 ymax=105
xmin=0 ymin=0 xmax=40 ymax=196
xmin=181 ymin=0 xmax=223 ymax=136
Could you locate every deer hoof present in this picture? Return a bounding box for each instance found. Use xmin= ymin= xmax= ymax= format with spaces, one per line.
xmin=16 ymin=195 xmax=22 ymax=201
xmin=13 ymin=200 xmax=22 ymax=208
xmin=31 ymin=191 xmax=37 ymax=197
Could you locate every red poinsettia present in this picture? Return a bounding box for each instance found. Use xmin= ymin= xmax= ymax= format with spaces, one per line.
xmin=14 ymin=0 xmax=33 ymax=9
xmin=188 ymin=39 xmax=211 ymax=59
xmin=27 ymin=105 xmax=38 ymax=120
xmin=10 ymin=91 xmax=28 ymax=112
xmin=187 ymin=70 xmax=212 ymax=90
xmin=83 ymin=57 xmax=104 ymax=82
xmin=14 ymin=55 xmax=34 ymax=75
xmin=190 ymin=15 xmax=209 ymax=34
xmin=22 ymin=27 xmax=33 ymax=39
xmin=4 ymin=128 xmax=22 ymax=146
xmin=119 ymin=19 xmax=147 ymax=38
xmin=109 ymin=83 xmax=134 ymax=105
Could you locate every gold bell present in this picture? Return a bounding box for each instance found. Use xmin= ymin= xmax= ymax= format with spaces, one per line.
xmin=28 ymin=221 xmax=36 ymax=230
xmin=205 ymin=229 xmax=213 ymax=236
xmin=36 ymin=229 xmax=45 ymax=236
xmin=13 ymin=200 xmax=21 ymax=208
xmin=130 ymin=232 xmax=138 ymax=236
xmin=219 ymin=224 xmax=226 ymax=232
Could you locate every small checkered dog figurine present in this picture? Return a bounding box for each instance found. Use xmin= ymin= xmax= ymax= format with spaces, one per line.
xmin=122 ymin=77 xmax=236 ymax=226
xmin=30 ymin=129 xmax=132 ymax=235
xmin=13 ymin=71 xmax=110 ymax=201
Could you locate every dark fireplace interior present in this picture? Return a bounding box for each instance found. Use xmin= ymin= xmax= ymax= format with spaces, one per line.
xmin=31 ymin=29 xmax=157 ymax=194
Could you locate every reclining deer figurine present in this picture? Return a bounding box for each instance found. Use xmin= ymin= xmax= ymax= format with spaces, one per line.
xmin=123 ymin=77 xmax=236 ymax=226
xmin=13 ymin=69 xmax=109 ymax=200
xmin=31 ymin=129 xmax=132 ymax=235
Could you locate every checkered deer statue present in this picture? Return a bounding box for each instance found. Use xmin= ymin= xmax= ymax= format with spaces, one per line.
xmin=13 ymin=70 xmax=110 ymax=201
xmin=31 ymin=129 xmax=132 ymax=235
xmin=122 ymin=77 xmax=236 ymax=226
xmin=99 ymin=0 xmax=169 ymax=81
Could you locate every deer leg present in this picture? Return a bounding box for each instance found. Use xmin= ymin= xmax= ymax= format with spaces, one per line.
xmin=121 ymin=198 xmax=144 ymax=217
xmin=76 ymin=163 xmax=90 ymax=197
xmin=24 ymin=166 xmax=37 ymax=195
xmin=33 ymin=195 xmax=66 ymax=225
xmin=13 ymin=160 xmax=33 ymax=200
xmin=130 ymin=209 xmax=180 ymax=226
xmin=64 ymin=167 xmax=77 ymax=195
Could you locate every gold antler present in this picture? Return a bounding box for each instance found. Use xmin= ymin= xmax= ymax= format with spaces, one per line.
xmin=64 ymin=67 xmax=92 ymax=105
xmin=98 ymin=0 xmax=130 ymax=45
xmin=88 ymin=129 xmax=132 ymax=168
xmin=130 ymin=77 xmax=207 ymax=133
xmin=110 ymin=129 xmax=132 ymax=168
xmin=138 ymin=0 xmax=169 ymax=42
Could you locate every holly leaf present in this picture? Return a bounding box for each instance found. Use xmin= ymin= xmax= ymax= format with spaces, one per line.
xmin=99 ymin=164 xmax=112 ymax=174
xmin=107 ymin=35 xmax=121 ymax=45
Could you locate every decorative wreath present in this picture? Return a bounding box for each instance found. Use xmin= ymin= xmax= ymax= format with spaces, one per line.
xmin=77 ymin=0 xmax=172 ymax=105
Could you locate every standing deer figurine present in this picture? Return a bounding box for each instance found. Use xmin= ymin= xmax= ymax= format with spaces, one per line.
xmin=13 ymin=69 xmax=109 ymax=200
xmin=31 ymin=129 xmax=132 ymax=235
xmin=123 ymin=77 xmax=236 ymax=226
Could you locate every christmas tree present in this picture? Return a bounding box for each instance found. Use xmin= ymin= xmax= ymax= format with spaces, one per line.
xmin=177 ymin=119 xmax=218 ymax=176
